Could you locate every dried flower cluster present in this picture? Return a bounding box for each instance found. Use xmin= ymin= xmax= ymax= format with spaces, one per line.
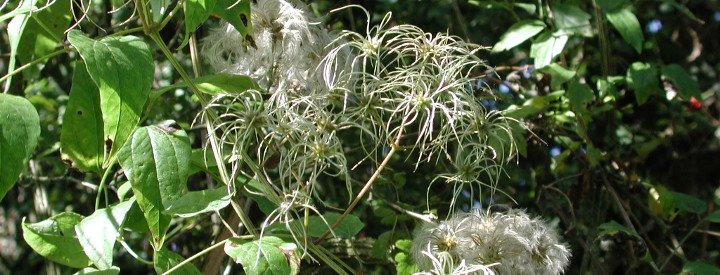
xmin=201 ymin=0 xmax=537 ymax=267
xmin=412 ymin=209 xmax=571 ymax=275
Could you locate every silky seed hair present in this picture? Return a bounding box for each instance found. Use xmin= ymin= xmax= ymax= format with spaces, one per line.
xmin=202 ymin=1 xmax=529 ymax=261
xmin=412 ymin=209 xmax=571 ymax=275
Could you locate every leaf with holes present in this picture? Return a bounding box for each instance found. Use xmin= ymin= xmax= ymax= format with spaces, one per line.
xmin=0 ymin=94 xmax=40 ymax=201
xmin=117 ymin=123 xmax=191 ymax=248
xmin=212 ymin=0 xmax=253 ymax=46
xmin=184 ymin=0 xmax=217 ymax=42
xmin=22 ymin=212 xmax=90 ymax=268
xmin=67 ymin=30 xmax=153 ymax=166
xmin=60 ymin=62 xmax=104 ymax=174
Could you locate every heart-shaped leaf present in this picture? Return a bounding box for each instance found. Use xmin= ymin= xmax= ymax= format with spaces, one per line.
xmin=0 ymin=93 xmax=41 ymax=201
xmin=22 ymin=212 xmax=91 ymax=268
xmin=75 ymin=199 xmax=134 ymax=269
xmin=60 ymin=62 xmax=104 ymax=173
xmin=117 ymin=123 xmax=191 ymax=248
xmin=67 ymin=30 xmax=153 ymax=165
xmin=224 ymin=236 xmax=292 ymax=275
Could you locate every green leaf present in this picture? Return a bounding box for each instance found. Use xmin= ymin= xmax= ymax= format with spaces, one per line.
xmin=194 ymin=73 xmax=261 ymax=95
xmin=372 ymin=231 xmax=393 ymax=259
xmin=395 ymin=239 xmax=413 ymax=251
xmin=606 ymin=6 xmax=643 ymax=53
xmin=568 ymin=80 xmax=594 ymax=111
xmin=552 ymin=4 xmax=593 ymax=37
xmin=242 ymin=177 xmax=278 ymax=215
xmin=74 ymin=266 xmax=120 ymax=275
xmin=60 ymin=62 xmax=104 ymax=173
xmin=123 ymin=201 xmax=149 ymax=233
xmin=212 ymin=0 xmax=253 ymax=46
xmin=148 ymin=73 xmax=260 ymax=106
xmin=16 ymin=0 xmax=71 ymax=66
xmin=492 ymin=20 xmax=545 ymax=52
xmin=668 ymin=191 xmax=706 ymax=214
xmin=22 ymin=212 xmax=91 ymax=268
xmin=706 ymin=210 xmax=720 ymax=223
xmin=302 ymin=213 xmax=365 ymax=238
xmin=530 ymin=31 xmax=568 ymax=68
xmin=150 ymin=0 xmax=168 ymax=23
xmin=468 ymin=2 xmax=536 ymax=15
xmin=75 ymin=199 xmax=134 ymax=270
xmin=164 ymin=187 xmax=231 ymax=218
xmin=184 ymin=0 xmax=217 ymax=38
xmin=626 ymin=62 xmax=659 ymax=105
xmin=597 ymin=0 xmax=627 ymax=12
xmin=661 ymin=64 xmax=701 ymax=98
xmin=536 ymin=63 xmax=576 ymax=89
xmin=394 ymin=251 xmax=419 ymax=275
xmin=683 ymin=261 xmax=720 ymax=275
xmin=4 ymin=0 xmax=33 ymax=90
xmin=189 ymin=149 xmax=214 ymax=173
xmin=597 ymin=220 xmax=635 ymax=236
xmin=224 ymin=236 xmax=292 ymax=275
xmin=117 ymin=123 xmax=192 ymax=248
xmin=660 ymin=0 xmax=700 ymax=22
xmin=153 ymin=248 xmax=201 ymax=275
xmin=67 ymin=30 xmax=153 ymax=165
xmin=0 ymin=94 xmax=41 ymax=201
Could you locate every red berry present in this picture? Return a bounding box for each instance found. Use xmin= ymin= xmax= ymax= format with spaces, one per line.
xmin=689 ymin=96 xmax=702 ymax=110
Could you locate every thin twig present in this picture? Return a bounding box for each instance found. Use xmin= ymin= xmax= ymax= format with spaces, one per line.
xmin=314 ymin=121 xmax=406 ymax=244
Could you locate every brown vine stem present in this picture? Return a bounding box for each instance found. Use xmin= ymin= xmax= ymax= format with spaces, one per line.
xmin=314 ymin=122 xmax=406 ymax=244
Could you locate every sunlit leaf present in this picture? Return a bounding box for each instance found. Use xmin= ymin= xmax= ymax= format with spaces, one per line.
xmin=153 ymin=248 xmax=201 ymax=275
xmin=22 ymin=213 xmax=91 ymax=268
xmin=492 ymin=20 xmax=545 ymax=52
xmin=224 ymin=236 xmax=292 ymax=275
xmin=301 ymin=213 xmax=365 ymax=238
xmin=164 ymin=187 xmax=231 ymax=218
xmin=212 ymin=0 xmax=253 ymax=46
xmin=117 ymin=123 xmax=192 ymax=248
xmin=75 ymin=199 xmax=134 ymax=269
xmin=530 ymin=31 xmax=568 ymax=68
xmin=67 ymin=30 xmax=153 ymax=165
xmin=60 ymin=62 xmax=104 ymax=174
xmin=74 ymin=266 xmax=120 ymax=275
xmin=606 ymin=6 xmax=643 ymax=53
xmin=552 ymin=4 xmax=593 ymax=37
xmin=16 ymin=0 xmax=71 ymax=66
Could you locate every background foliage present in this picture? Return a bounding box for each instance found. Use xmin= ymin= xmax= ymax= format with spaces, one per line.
xmin=1 ymin=0 xmax=720 ymax=274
